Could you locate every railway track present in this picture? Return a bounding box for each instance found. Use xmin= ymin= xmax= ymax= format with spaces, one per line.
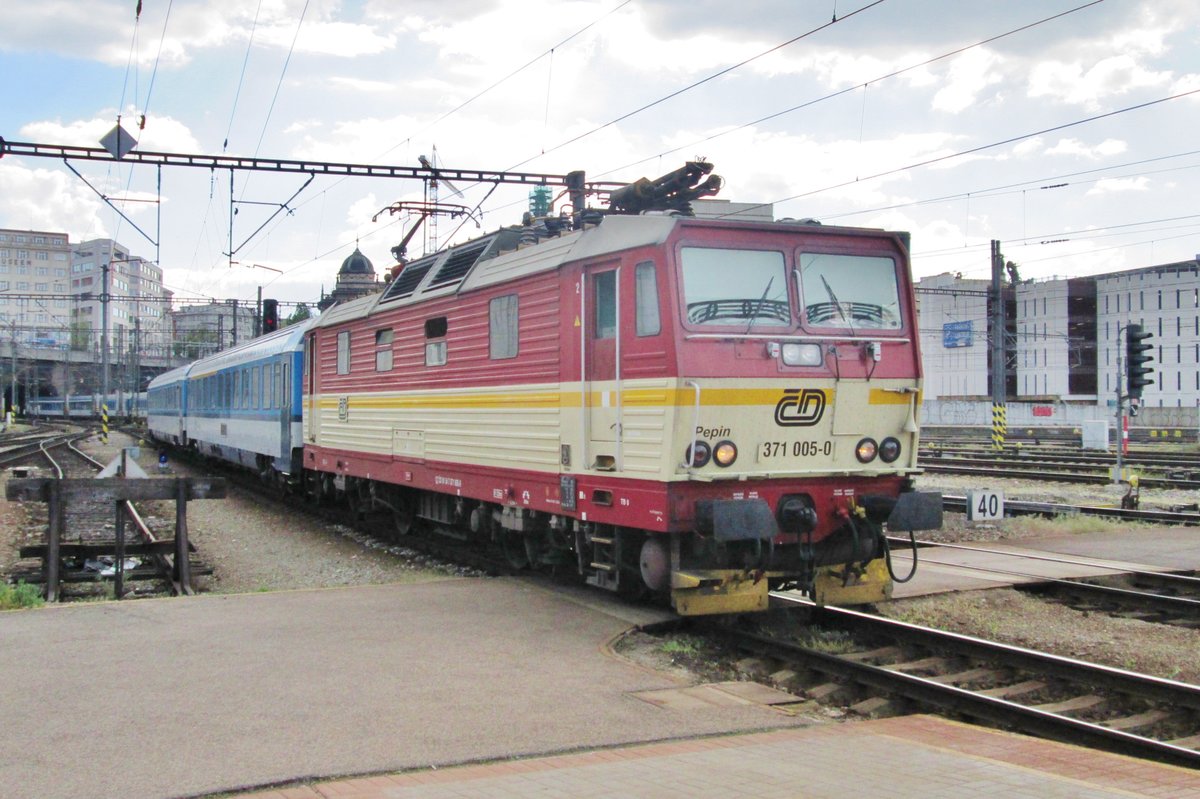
xmin=939 ymin=494 xmax=1200 ymax=525
xmin=714 ymin=599 xmax=1200 ymax=768
xmin=923 ymin=445 xmax=1200 ymax=472
xmin=6 ymin=437 xmax=206 ymax=598
xmin=885 ymin=536 xmax=1200 ymax=626
xmin=921 ymin=459 xmax=1200 ymax=490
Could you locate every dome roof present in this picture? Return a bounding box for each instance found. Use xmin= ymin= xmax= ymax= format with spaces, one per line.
xmin=339 ymin=247 xmax=375 ymax=276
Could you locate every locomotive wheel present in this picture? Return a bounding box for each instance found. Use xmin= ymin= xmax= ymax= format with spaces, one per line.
xmin=501 ymin=530 xmax=529 ymax=570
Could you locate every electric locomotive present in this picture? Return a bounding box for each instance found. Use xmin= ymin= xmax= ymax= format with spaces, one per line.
xmin=301 ymin=167 xmax=941 ymax=615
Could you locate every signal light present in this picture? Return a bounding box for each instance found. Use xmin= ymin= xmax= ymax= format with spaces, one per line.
xmin=1125 ymin=323 xmax=1154 ymax=398
xmin=263 ymin=298 xmax=279 ymax=333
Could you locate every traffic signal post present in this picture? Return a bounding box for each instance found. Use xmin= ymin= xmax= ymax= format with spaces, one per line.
xmin=1114 ymin=323 xmax=1155 ymax=481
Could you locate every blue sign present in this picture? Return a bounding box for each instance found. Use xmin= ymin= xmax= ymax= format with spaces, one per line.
xmin=943 ymin=320 xmax=973 ymax=348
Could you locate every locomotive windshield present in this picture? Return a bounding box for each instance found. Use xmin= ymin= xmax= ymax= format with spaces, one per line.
xmin=680 ymin=248 xmax=791 ymax=327
xmin=798 ymin=253 xmax=902 ymax=330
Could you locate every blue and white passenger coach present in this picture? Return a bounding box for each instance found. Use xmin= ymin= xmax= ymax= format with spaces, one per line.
xmin=147 ymin=365 xmax=190 ymax=445
xmin=163 ymin=320 xmax=312 ymax=483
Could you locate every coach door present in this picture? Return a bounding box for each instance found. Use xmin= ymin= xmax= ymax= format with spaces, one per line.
xmin=584 ymin=264 xmax=622 ymax=470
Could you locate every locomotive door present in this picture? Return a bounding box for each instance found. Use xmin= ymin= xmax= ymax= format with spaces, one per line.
xmin=584 ymin=264 xmax=622 ymax=470
xmin=305 ymin=332 xmax=318 ymax=443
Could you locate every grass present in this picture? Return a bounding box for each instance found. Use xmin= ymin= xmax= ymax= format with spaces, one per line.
xmin=1000 ymin=513 xmax=1129 ymax=537
xmin=0 ymin=581 xmax=45 ymax=610
xmin=660 ymin=634 xmax=705 ymax=656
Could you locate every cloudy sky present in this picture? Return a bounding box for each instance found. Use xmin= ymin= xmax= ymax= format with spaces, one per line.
xmin=1 ymin=0 xmax=1198 ymax=308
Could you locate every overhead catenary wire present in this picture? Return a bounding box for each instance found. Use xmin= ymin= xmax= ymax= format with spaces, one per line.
xmin=593 ymin=0 xmax=1106 ymax=180
xmin=506 ymin=0 xmax=892 ymax=171
xmin=723 ymin=87 xmax=1200 ymax=220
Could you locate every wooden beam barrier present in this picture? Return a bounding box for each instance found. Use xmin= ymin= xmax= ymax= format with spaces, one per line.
xmin=6 ymin=477 xmax=227 ymax=503
xmin=6 ymin=477 xmax=225 ymax=601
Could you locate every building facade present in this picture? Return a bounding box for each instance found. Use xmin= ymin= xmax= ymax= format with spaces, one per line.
xmin=317 ymin=247 xmax=380 ymax=311
xmin=917 ymin=257 xmax=1200 ymax=410
xmin=71 ymin=239 xmax=170 ymax=357
xmin=0 ymin=228 xmax=72 ymax=347
xmin=167 ymin=301 xmax=258 ymax=359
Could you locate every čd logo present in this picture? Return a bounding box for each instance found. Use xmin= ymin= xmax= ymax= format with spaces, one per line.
xmin=774 ymin=389 xmax=826 ymax=427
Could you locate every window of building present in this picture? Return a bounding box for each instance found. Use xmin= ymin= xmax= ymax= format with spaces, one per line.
xmin=375 ymin=328 xmax=394 ymax=371
xmin=635 ymin=261 xmax=661 ymax=336
xmin=34 ymin=283 xmax=47 ymax=291
xmin=16 ymin=282 xmax=28 ymax=290
xmin=337 ymin=330 xmax=350 ymax=374
xmin=35 ymin=252 xmax=47 ymax=261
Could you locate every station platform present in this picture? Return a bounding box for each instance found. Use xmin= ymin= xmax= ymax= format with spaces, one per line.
xmin=232 ymin=715 xmax=1200 ymax=799
xmin=888 ymin=526 xmax=1200 ymax=599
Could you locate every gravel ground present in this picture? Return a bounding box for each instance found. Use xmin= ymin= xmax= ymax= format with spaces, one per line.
xmin=0 ymin=429 xmax=469 ymax=599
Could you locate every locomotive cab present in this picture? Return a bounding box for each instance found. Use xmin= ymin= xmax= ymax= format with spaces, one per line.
xmin=573 ymin=217 xmax=941 ymax=613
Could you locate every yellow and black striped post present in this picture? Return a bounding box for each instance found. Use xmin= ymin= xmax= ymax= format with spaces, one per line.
xmin=991 ymin=403 xmax=1007 ymax=450
xmin=101 ymin=403 xmax=109 ymax=445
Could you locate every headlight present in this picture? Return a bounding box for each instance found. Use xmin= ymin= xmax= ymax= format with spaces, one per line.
xmin=781 ymin=343 xmax=823 ymax=366
xmin=879 ymin=437 xmax=901 ymax=463
xmin=713 ymin=440 xmax=738 ymax=467
xmin=855 ymin=437 xmax=878 ymax=463
xmin=686 ymin=440 xmax=711 ymax=468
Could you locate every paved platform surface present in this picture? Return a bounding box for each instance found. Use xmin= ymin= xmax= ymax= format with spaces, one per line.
xmin=890 ymin=526 xmax=1200 ymax=599
xmin=232 ymin=715 xmax=1200 ymax=799
xmin=0 ymin=580 xmax=794 ymax=799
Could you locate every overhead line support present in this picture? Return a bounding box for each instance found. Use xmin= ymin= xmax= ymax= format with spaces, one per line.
xmin=0 ymin=137 xmax=625 ymax=191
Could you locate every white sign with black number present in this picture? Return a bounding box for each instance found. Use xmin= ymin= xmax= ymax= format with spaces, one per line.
xmin=966 ymin=489 xmax=1004 ymax=522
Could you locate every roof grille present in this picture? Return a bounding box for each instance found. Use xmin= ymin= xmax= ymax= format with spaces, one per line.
xmin=427 ymin=240 xmax=490 ymax=290
xmin=380 ymin=259 xmax=436 ymax=302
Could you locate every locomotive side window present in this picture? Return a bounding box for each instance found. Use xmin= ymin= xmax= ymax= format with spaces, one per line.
xmin=680 ymin=248 xmax=789 ymax=327
xmin=635 ymin=261 xmax=660 ymax=336
xmin=375 ymin=328 xmax=394 ymax=372
xmin=337 ymin=330 xmax=351 ymax=375
xmin=489 ymin=295 xmax=518 ymax=359
xmin=426 ymin=341 xmax=447 ymax=366
xmin=798 ymin=253 xmax=902 ymax=330
xmin=425 ymin=316 xmax=448 ymax=366
xmin=594 ymin=271 xmax=616 ymax=339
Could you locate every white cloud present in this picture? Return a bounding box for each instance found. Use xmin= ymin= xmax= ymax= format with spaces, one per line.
xmin=1011 ymin=137 xmax=1043 ymax=157
xmin=0 ymin=163 xmax=108 ymax=240
xmin=1028 ymin=55 xmax=1172 ymax=109
xmin=931 ymin=49 xmax=1003 ymax=114
xmin=1044 ymin=138 xmax=1127 ymax=159
xmin=328 ymin=76 xmax=396 ymax=93
xmin=20 ymin=112 xmax=202 ymax=153
xmin=1086 ymin=177 xmax=1149 ymax=195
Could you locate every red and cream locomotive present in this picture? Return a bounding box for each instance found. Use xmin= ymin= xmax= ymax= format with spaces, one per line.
xmin=301 ymin=165 xmax=940 ymax=614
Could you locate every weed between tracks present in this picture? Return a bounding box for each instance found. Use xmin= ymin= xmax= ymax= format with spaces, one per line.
xmin=0 ymin=581 xmax=44 ymax=610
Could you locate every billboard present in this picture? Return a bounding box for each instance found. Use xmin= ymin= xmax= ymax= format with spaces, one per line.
xmin=942 ymin=320 xmax=973 ymax=348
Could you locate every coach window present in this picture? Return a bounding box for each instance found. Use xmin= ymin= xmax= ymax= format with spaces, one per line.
xmin=337 ymin=331 xmax=351 ymax=374
xmin=489 ymin=295 xmax=518 ymax=359
xmin=635 ymin=261 xmax=660 ymax=336
xmin=425 ymin=316 xmax=448 ymax=366
xmin=375 ymin=328 xmax=394 ymax=371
